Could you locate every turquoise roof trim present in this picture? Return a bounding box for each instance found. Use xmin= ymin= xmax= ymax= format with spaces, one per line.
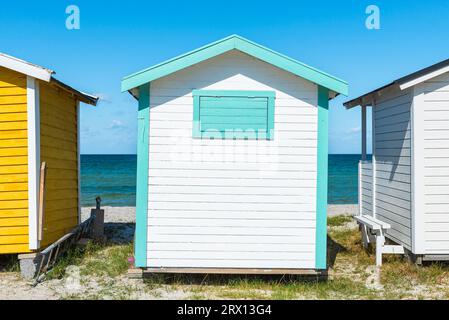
xmin=121 ymin=35 xmax=349 ymax=96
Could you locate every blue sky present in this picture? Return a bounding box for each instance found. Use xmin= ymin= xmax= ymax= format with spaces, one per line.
xmin=1 ymin=0 xmax=448 ymax=154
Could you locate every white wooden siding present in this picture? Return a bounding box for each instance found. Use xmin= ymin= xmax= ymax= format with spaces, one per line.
xmin=147 ymin=50 xmax=318 ymax=269
xmin=420 ymin=72 xmax=449 ymax=254
xmin=360 ymin=162 xmax=373 ymax=216
xmin=374 ymin=88 xmax=413 ymax=249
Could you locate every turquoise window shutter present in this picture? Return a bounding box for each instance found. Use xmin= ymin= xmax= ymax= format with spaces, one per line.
xmin=192 ymin=90 xmax=275 ymax=140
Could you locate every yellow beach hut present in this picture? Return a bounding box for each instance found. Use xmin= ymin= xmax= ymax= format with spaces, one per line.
xmin=0 ymin=53 xmax=98 ymax=255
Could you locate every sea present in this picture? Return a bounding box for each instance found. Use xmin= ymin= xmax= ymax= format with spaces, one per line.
xmin=80 ymin=154 xmax=367 ymax=207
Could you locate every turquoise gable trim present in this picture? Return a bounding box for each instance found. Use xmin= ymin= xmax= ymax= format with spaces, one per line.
xmin=134 ymin=84 xmax=150 ymax=268
xmin=192 ymin=90 xmax=275 ymax=140
xmin=316 ymin=86 xmax=329 ymax=270
xmin=121 ymin=35 xmax=348 ymax=96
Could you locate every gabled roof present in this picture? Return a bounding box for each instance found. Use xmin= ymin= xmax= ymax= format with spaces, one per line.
xmin=0 ymin=52 xmax=98 ymax=105
xmin=121 ymin=35 xmax=348 ymax=96
xmin=344 ymin=57 xmax=449 ymax=109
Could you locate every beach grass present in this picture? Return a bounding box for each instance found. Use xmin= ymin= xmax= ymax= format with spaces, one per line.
xmin=80 ymin=243 xmax=133 ymax=278
xmin=328 ymin=215 xmax=353 ymax=227
xmin=47 ymin=240 xmax=132 ymax=280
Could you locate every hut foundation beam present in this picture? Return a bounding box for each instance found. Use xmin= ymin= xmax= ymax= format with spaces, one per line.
xmin=130 ymin=268 xmax=327 ymax=277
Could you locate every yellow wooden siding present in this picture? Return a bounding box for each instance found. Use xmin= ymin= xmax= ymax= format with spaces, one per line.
xmin=0 ymin=67 xmax=29 ymax=254
xmin=39 ymin=82 xmax=79 ymax=248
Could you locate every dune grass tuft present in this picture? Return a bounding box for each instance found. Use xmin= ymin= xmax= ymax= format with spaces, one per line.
xmin=328 ymin=215 xmax=353 ymax=227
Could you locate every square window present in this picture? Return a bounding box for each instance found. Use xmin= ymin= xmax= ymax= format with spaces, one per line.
xmin=192 ymin=90 xmax=275 ymax=140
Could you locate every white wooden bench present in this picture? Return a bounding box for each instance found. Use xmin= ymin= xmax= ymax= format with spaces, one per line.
xmin=355 ymin=215 xmax=405 ymax=267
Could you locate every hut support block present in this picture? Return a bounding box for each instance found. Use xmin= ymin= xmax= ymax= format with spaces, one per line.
xmin=404 ymin=250 xmax=424 ymax=266
xmin=18 ymin=253 xmax=43 ymax=280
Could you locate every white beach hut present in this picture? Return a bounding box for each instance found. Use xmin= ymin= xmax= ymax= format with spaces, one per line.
xmin=122 ymin=35 xmax=348 ymax=274
xmin=345 ymin=58 xmax=449 ymax=266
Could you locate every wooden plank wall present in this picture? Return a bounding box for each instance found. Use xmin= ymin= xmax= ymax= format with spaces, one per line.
xmin=422 ymin=72 xmax=449 ymax=254
xmin=361 ymin=162 xmax=373 ymax=216
xmin=146 ymin=51 xmax=319 ymax=269
xmin=0 ymin=67 xmax=30 ymax=254
xmin=374 ymin=88 xmax=413 ymax=250
xmin=39 ymin=82 xmax=79 ymax=247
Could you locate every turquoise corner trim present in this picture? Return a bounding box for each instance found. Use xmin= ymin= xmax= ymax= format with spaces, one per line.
xmin=316 ymin=86 xmax=329 ymax=270
xmin=135 ymin=84 xmax=150 ymax=268
xmin=121 ymin=35 xmax=348 ymax=96
xmin=267 ymin=93 xmax=275 ymax=140
xmin=192 ymin=90 xmax=275 ymax=140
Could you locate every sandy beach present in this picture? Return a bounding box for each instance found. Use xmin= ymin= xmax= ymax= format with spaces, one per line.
xmin=81 ymin=204 xmax=359 ymax=224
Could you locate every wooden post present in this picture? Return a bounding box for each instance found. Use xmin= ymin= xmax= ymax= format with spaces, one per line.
xmin=376 ymin=234 xmax=385 ymax=267
xmin=90 ymin=197 xmax=105 ymax=241
xmin=361 ymin=106 xmax=367 ymax=161
xmin=38 ymin=162 xmax=47 ymax=242
xmin=359 ymin=106 xmax=367 ymax=217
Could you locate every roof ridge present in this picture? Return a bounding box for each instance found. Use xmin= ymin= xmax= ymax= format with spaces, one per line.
xmin=121 ymin=35 xmax=348 ymax=96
